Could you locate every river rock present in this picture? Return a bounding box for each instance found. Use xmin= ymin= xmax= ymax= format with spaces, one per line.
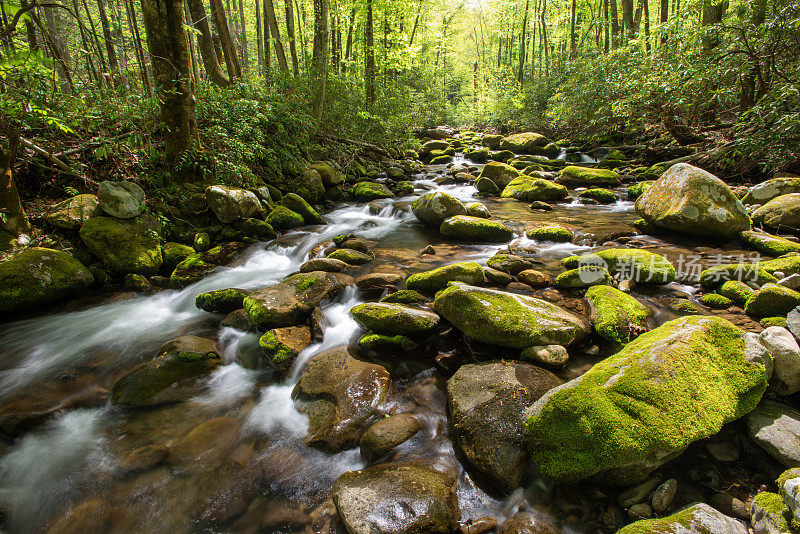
xmin=0 ymin=247 xmax=94 ymax=314
xmin=526 ymin=315 xmax=769 ymax=484
xmin=478 ymin=162 xmax=520 ymax=188
xmin=465 ymin=202 xmax=491 ymax=218
xmin=45 ymin=194 xmax=99 ymax=230
xmin=332 ymin=464 xmax=460 ymax=534
xmin=434 ymin=283 xmax=590 ymax=349
xmin=499 ymin=132 xmax=548 ymax=153
xmin=440 ymin=215 xmax=514 ymax=242
xmin=412 ymin=192 xmax=467 ymax=225
xmin=170 ymin=242 xmax=247 ymax=287
xmin=308 ymin=162 xmax=345 ymax=187
xmin=752 ymin=193 xmax=800 ymax=232
xmin=351 ymin=182 xmax=395 ymax=201
xmin=447 ymin=361 xmax=562 ymax=494
xmin=743 ymin=176 xmax=800 ymax=205
xmin=292 ymin=346 xmax=389 ymax=451
xmin=281 ymin=193 xmax=326 ymax=225
xmin=351 ymin=302 xmax=440 ymax=336
xmin=111 ymin=336 xmax=221 ymax=408
xmin=259 ymin=325 xmax=312 ymax=373
xmin=327 ymin=248 xmax=373 ymax=265
xmin=751 ymin=490 xmax=793 ymax=534
xmin=476 ymin=176 xmax=501 ymax=195
xmin=556 ymin=166 xmax=621 ymax=187
xmin=195 ymin=288 xmax=250 ymax=314
xmin=501 ymin=176 xmax=568 ymax=202
xmin=562 ymin=248 xmax=676 ymax=284
xmin=355 ymin=272 xmax=403 ymax=291
xmin=203 ymin=185 xmax=261 ymax=224
xmin=634 ymin=163 xmax=751 ymax=238
xmin=162 ymin=242 xmax=195 ymax=273
xmin=289 ymin=168 xmax=326 ymax=203
xmin=97 ymin=180 xmax=145 ymax=219
xmin=497 ymin=511 xmax=558 ymax=534
xmin=406 ymin=261 xmax=485 ymax=292
xmin=243 ymin=271 xmax=348 ymax=329
xmin=79 ymin=215 xmax=163 ymax=275
xmin=586 ymin=285 xmax=652 ymax=344
xmin=266 ymin=205 xmax=304 ymax=230
xmin=744 ymin=285 xmax=800 ymax=317
xmin=778 ymin=468 xmax=800 ymax=525
xmin=359 ymin=413 xmax=422 ymax=460
xmin=300 ymin=257 xmax=350 ymax=273
xmin=45 ymin=498 xmax=113 ymax=534
xmin=759 ymin=327 xmax=800 ymax=395
xmin=487 ymin=253 xmax=535 ymax=274
xmin=740 ymin=230 xmax=800 ymax=256
xmin=747 ymin=400 xmax=800 ymax=467
xmin=618 ymin=503 xmax=748 ymax=534
xmin=526 ymin=224 xmax=572 ymax=242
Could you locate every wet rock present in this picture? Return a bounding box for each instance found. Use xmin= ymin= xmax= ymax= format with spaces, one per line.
xmin=554 ymin=266 xmax=611 ymax=288
xmin=520 ymin=345 xmax=569 ymax=367
xmin=499 ymin=132 xmax=549 ymax=153
xmin=351 ymin=302 xmax=440 ymax=336
xmin=745 ymin=285 xmax=800 ymax=318
xmin=618 ymin=503 xmax=748 ymax=533
xmin=779 ymin=273 xmax=800 ymax=290
xmin=351 ymin=181 xmax=395 ymax=201
xmin=435 ymin=283 xmax=590 ymax=349
xmin=710 ymin=491 xmax=750 ymax=520
xmin=460 ymin=516 xmax=499 ymax=534
xmin=195 ymin=288 xmax=250 ymax=314
xmin=529 ymin=201 xmax=553 ymax=211
xmin=618 ymin=476 xmax=662 ymax=507
xmin=300 ymin=257 xmax=350 ymax=272
xmin=204 ymin=185 xmax=262 ymax=223
xmin=478 ymin=162 xmax=520 ymax=188
xmin=359 ymin=413 xmax=422 ymax=460
xmin=170 ymin=242 xmax=247 ymax=288
xmin=501 ymin=176 xmax=568 ymax=202
xmin=556 ymin=166 xmax=621 ymax=187
xmin=80 ymin=215 xmax=163 ymax=275
xmin=119 ymin=444 xmax=168 ymax=474
xmin=741 ymin=230 xmax=800 ymax=256
xmin=526 ymin=316 xmax=769 ymax=485
xmin=476 ymin=176 xmax=501 ymax=195
xmin=259 ymin=325 xmax=312 ymax=373
xmin=651 ymin=478 xmax=678 ymax=513
xmin=45 ymin=194 xmax=99 ymax=229
xmin=634 ymin=163 xmax=751 ymax=238
xmin=747 ymin=400 xmax=800 ymax=466
xmin=743 ymin=176 xmax=800 ymax=205
xmin=356 ymin=272 xmax=403 ymax=291
xmin=518 ymin=269 xmax=551 ymax=288
xmin=752 ymin=194 xmax=800 ymax=232
xmin=411 ymin=192 xmax=467 ymax=225
xmin=161 ymin=242 xmax=195 ymax=273
xmin=98 ymin=180 xmax=146 ymax=219
xmin=497 ymin=511 xmax=558 ymax=534
xmin=751 ymin=490 xmax=793 ymax=534
xmin=327 ymin=248 xmax=373 ymax=265
xmin=332 ymin=464 xmax=460 ymax=534
xmin=485 ymin=266 xmax=514 ymax=286
xmin=705 ymin=441 xmax=740 ymax=462
xmin=45 ymin=498 xmax=113 ymax=534
xmin=562 ymin=248 xmax=676 ymax=284
xmin=243 ymin=271 xmax=348 ymax=329
xmin=406 ymin=261 xmax=485 ymax=292
xmin=0 ymin=247 xmax=94 ymax=314
xmin=778 ymin=467 xmax=800 ymax=524
xmin=110 ymin=336 xmax=221 ymax=408
xmin=628 ymin=503 xmax=653 ymax=520
xmin=448 ymin=361 xmax=562 ymax=494
xmin=586 ymin=285 xmax=652 ymax=344
xmin=526 ymin=224 xmax=572 ymax=242
xmin=487 ymin=253 xmax=536 ymax=274
xmin=292 ymin=346 xmax=389 ymax=451
xmin=380 ymin=289 xmax=429 ymax=304
xmin=265 ymin=205 xmax=304 ymax=230
xmin=169 ymin=416 xmax=240 ymax=466
xmin=465 ymin=202 xmax=491 ymax=218
xmin=440 ymin=215 xmax=514 ymax=242
xmin=759 ymin=326 xmax=800 ymax=395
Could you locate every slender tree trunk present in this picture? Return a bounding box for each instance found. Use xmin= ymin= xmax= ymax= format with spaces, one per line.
xmin=604 ymin=0 xmax=609 ymax=51
xmin=97 ymin=0 xmax=122 ymax=88
xmin=40 ymin=6 xmax=75 ymax=93
xmin=312 ymin=0 xmax=329 ymax=120
xmin=540 ymin=0 xmax=548 ymax=74
xmin=365 ymin=0 xmax=375 ymax=109
xmin=140 ymin=0 xmax=201 ymax=171
xmin=126 ymin=0 xmax=152 ymax=95
xmin=256 ymin=0 xmax=264 ymax=72
xmin=609 ymin=0 xmax=619 ymax=47
xmin=263 ymin=0 xmax=289 ymax=71
xmin=621 ymin=0 xmax=634 ymax=40
xmin=343 ymin=5 xmax=356 ymax=73
xmin=643 ymin=0 xmax=650 ymax=50
xmin=264 ymin=1 xmax=271 ymax=70
xmin=518 ymin=0 xmax=528 ymax=82
xmin=408 ymin=0 xmax=423 ymax=47
xmin=71 ymin=0 xmax=102 ymax=90
xmin=184 ymin=1 xmax=201 ymax=82
xmin=187 ymin=0 xmax=230 ymax=85
xmin=210 ymin=0 xmax=243 ymax=79
xmin=238 ymin=0 xmax=249 ymax=72
xmin=660 ymin=0 xmax=668 ymax=44
xmin=0 ymin=126 xmax=31 ymax=236
xmin=570 ymin=0 xmax=576 ymax=57
xmin=285 ymin=0 xmax=300 ymax=73
xmin=20 ymin=0 xmax=39 ymax=51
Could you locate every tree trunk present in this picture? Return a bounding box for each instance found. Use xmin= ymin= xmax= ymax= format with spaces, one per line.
xmin=263 ymin=0 xmax=289 ymax=71
xmin=365 ymin=0 xmax=375 ymax=109
xmin=569 ymin=0 xmax=576 ymax=57
xmin=126 ymin=0 xmax=153 ymax=95
xmin=701 ymin=0 xmax=727 ymax=49
xmin=518 ymin=0 xmax=528 ymax=82
xmin=20 ymin=0 xmax=39 ymax=51
xmin=285 ymin=0 xmax=300 ymax=73
xmin=187 ymin=0 xmax=231 ymax=85
xmin=609 ymin=0 xmax=619 ymax=47
xmin=343 ymin=5 xmax=357 ymax=73
xmin=643 ymin=0 xmax=650 ymax=50
xmin=97 ymin=0 xmax=122 ymax=88
xmin=140 ymin=0 xmax=201 ymax=171
xmin=312 ymin=0 xmax=329 ymax=120
xmin=256 ymin=0 xmax=264 ymax=72
xmin=40 ymin=6 xmax=75 ymax=93
xmin=621 ymin=0 xmax=634 ymax=41
xmin=238 ymin=0 xmax=249 ymax=72
xmin=210 ymin=0 xmax=243 ymax=79
xmin=0 ymin=126 xmax=31 ymax=236
xmin=184 ymin=1 xmax=201 ymax=82
xmin=660 ymin=0 xmax=668 ymax=45
xmin=264 ymin=1 xmax=271 ymax=70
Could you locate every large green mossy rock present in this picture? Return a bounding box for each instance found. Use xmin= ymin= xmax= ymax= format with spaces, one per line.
xmin=405 ymin=262 xmax=484 ymax=292
xmin=586 ymin=285 xmax=652 ymax=344
xmin=698 ymin=255 xmax=800 ymax=287
xmin=162 ymin=242 xmax=195 ymax=273
xmin=169 ymin=242 xmax=247 ymax=288
xmin=499 ymin=132 xmax=548 ymax=154
xmin=350 ymin=302 xmax=440 ymax=335
xmin=411 ymin=192 xmax=466 ymax=225
xmin=307 ymin=162 xmax=345 ymax=187
xmin=288 ymin=168 xmax=325 ymax=203
xmin=634 ymin=163 xmax=751 ymax=238
xmin=243 ymin=271 xmax=349 ymax=329
xmin=195 ymin=288 xmax=250 ymax=314
xmin=752 ymin=194 xmax=800 ymax=232
xmin=79 ymin=215 xmax=163 ymax=275
xmin=744 ymin=285 xmax=800 ymax=318
xmin=478 ymin=162 xmax=520 ymax=188
xmin=351 ymin=181 xmax=395 ymax=202
xmin=434 ymin=283 xmax=590 ymax=349
xmin=439 ymin=215 xmax=514 ymax=243
xmin=281 ymin=193 xmax=326 ymax=225
xmin=332 ymin=464 xmax=460 ymax=534
xmin=111 ymin=336 xmax=221 ymax=408
xmin=97 ymin=180 xmax=146 ymax=219
xmin=265 ymin=205 xmax=305 ymax=230
xmin=562 ymin=248 xmax=676 ymax=284
xmin=556 ymin=166 xmax=621 ymax=187
xmin=525 ymin=316 xmax=769 ymax=485
xmin=740 ymin=230 xmax=800 ymax=256
xmin=204 ymin=185 xmax=262 ymax=224
xmin=44 ymin=194 xmax=99 ymax=230
xmin=618 ymin=503 xmax=748 ymax=534
xmin=0 ymin=247 xmax=94 ymax=314
xmin=742 ymin=177 xmax=800 ymax=205
xmin=500 ymin=176 xmax=568 ymax=202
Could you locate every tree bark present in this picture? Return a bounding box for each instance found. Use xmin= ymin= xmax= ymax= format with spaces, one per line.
xmin=609 ymin=0 xmax=619 ymax=47
xmin=0 ymin=126 xmax=31 ymax=236
xmin=312 ymin=0 xmax=329 ymax=120
xmin=365 ymin=0 xmax=375 ymax=109
xmin=621 ymin=0 xmax=634 ymax=41
xmin=285 ymin=0 xmax=300 ymax=73
xmin=238 ymin=0 xmax=249 ymax=72
xmin=187 ymin=0 xmax=230 ymax=85
xmin=126 ymin=0 xmax=152 ymax=95
xmin=569 ymin=0 xmax=576 ymax=57
xmin=660 ymin=0 xmax=668 ymax=44
xmin=210 ymin=0 xmax=243 ymax=79
xmin=263 ymin=0 xmax=289 ymax=71
xmin=519 ymin=0 xmax=529 ymax=82
xmin=97 ymin=0 xmax=121 ymax=88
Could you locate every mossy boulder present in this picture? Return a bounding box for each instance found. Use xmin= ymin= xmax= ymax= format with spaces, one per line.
xmin=465 ymin=147 xmax=490 ymax=163
xmin=0 ymin=247 xmax=94 ymax=314
xmin=240 ymin=218 xmax=277 ymax=240
xmin=627 ymin=181 xmax=654 ymax=200
xmin=744 ymin=285 xmax=800 ymax=318
xmin=430 ymin=155 xmax=454 ymax=165
xmin=406 ymin=261 xmax=484 ymax=292
xmin=411 ymin=192 xmax=466 ymax=225
xmin=161 ymin=242 xmax=195 ymax=273
xmin=478 ymin=162 xmax=520 ymax=188
xmin=332 ymin=464 xmax=460 ymax=534
xmin=350 ymin=302 xmax=440 ymax=335
xmin=308 ymin=162 xmax=345 ymax=187
xmin=243 ymin=271 xmax=349 ymax=329
xmin=475 ymin=177 xmax=500 ymax=195
xmin=699 ymin=263 xmax=780 ymax=288
xmin=351 ymin=181 xmax=395 ymax=202
xmin=170 ymin=242 xmax=246 ymax=288
xmin=742 ymin=176 xmax=800 ymax=205
xmin=618 ymin=503 xmax=748 ymax=534
xmin=111 ymin=336 xmax=221 ymax=408
xmin=281 ymin=193 xmax=326 ymax=225
xmin=97 ymin=180 xmax=146 ymax=219
xmin=434 ymin=283 xmax=590 ymax=348
xmin=562 ymin=248 xmax=676 ymax=284
xmin=751 ymin=491 xmax=794 ymax=534
xmin=326 ymin=248 xmax=373 ymax=265
xmin=741 ymin=230 xmax=800 ymax=256
xmin=204 ymin=185 xmax=262 ymax=223
xmin=195 ymin=288 xmax=250 ymax=314
xmin=265 ymin=205 xmax=305 ymax=230
xmin=701 ymin=293 xmax=733 ymax=309
xmin=288 ymin=169 xmax=325 ymax=203
xmin=259 ymin=325 xmax=312 ymax=373
xmin=439 ymin=215 xmax=514 ymax=243
xmin=395 ymin=181 xmax=415 ymax=195
xmin=752 ymin=194 xmax=800 ymax=233
xmin=526 ymin=224 xmax=572 ymax=242
xmin=447 ymin=361 xmax=562 ymax=494
xmin=483 ymin=134 xmax=503 ymax=149
xmin=556 ymin=166 xmax=621 ymax=187
xmin=586 ymin=285 xmax=652 ymax=344
xmin=421 ymin=139 xmax=451 ymax=155
xmin=634 ymin=163 xmax=751 ymax=238
xmin=525 ymin=316 xmax=769 ymax=484
xmin=579 ymin=188 xmax=617 ymax=204
xmin=44 ymin=194 xmax=99 ymax=230
xmin=501 ymin=176 xmax=568 ymax=202
xmin=300 ymin=257 xmax=350 ymax=273
xmin=79 ymin=215 xmax=163 ymax=275
xmin=380 ymin=289 xmax=429 ymax=304
xmin=464 ymin=202 xmax=491 ymax=219
xmin=487 ymin=253 xmax=535 ymax=274
xmin=357 ymin=333 xmax=419 ymax=354
xmin=554 ymin=266 xmax=611 ymax=288
xmin=499 ymin=132 xmax=548 ymax=154
xmin=292 ymin=346 xmax=389 ymax=451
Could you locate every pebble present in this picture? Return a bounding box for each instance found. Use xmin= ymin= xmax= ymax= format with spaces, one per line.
xmin=421 ymin=245 xmax=436 ymax=255
xmin=651 ymin=478 xmax=677 ymax=513
xmin=628 ymin=503 xmax=652 ymax=520
xmin=460 ymin=516 xmax=498 ymax=534
xmin=618 ymin=475 xmax=662 ymax=508
xmin=705 ymin=441 xmax=740 ymax=462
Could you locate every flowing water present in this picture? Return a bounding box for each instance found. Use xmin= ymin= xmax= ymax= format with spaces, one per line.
xmin=0 ymin=155 xmax=766 ymax=533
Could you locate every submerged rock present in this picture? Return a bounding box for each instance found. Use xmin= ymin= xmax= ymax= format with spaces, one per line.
xmin=79 ymin=215 xmax=163 ymax=275
xmin=0 ymin=247 xmax=94 ymax=314
xmin=259 ymin=325 xmax=312 ymax=373
xmin=525 ymin=315 xmax=769 ymax=484
xmin=618 ymin=503 xmax=748 ymax=534
xmin=447 ymin=361 xmax=562 ymax=494
xmin=332 ymin=464 xmax=460 ymax=534
xmin=359 ymin=413 xmax=422 ymax=460
xmin=44 ymin=194 xmax=99 ymax=230
xmin=97 ymin=180 xmax=146 ymax=219
xmin=411 ymin=192 xmax=466 ymax=225
xmin=439 ymin=215 xmax=514 ymax=242
xmin=634 ymin=163 xmax=751 ymax=238
xmin=406 ymin=261 xmax=485 ymax=292
xmin=204 ymin=185 xmax=262 ymax=223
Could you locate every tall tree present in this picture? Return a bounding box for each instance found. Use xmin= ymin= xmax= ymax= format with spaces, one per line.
xmin=238 ymin=0 xmax=249 ymax=71
xmin=519 ymin=0 xmax=529 ymax=82
xmin=210 ymin=0 xmax=243 ymax=79
xmin=312 ymin=0 xmax=329 ymax=120
xmin=285 ymin=0 xmax=300 ymax=73
xmin=609 ymin=0 xmax=620 ymax=47
xmin=365 ymin=0 xmax=375 ymax=108
xmin=0 ymin=125 xmax=30 ymax=236
xmin=188 ymin=0 xmax=230 ymax=85
xmin=569 ymin=0 xmax=576 ymax=57
xmin=263 ymin=0 xmax=289 ymax=71
xmin=97 ymin=0 xmax=121 ymax=88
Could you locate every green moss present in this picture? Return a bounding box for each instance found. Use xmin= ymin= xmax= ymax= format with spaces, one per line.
xmin=380 ymin=290 xmax=429 ymax=304
xmin=266 ymin=205 xmax=305 ymax=230
xmin=664 ymin=298 xmax=705 ymax=315
xmin=478 ymin=161 xmax=520 ymax=188
xmin=563 ymin=249 xmax=676 ymax=284
xmin=718 ymin=280 xmax=755 ymax=306
xmin=761 ymin=316 xmax=789 ymax=328
xmin=170 ymin=254 xmax=214 ymax=287
xmin=752 ymin=491 xmax=793 ymax=533
xmin=526 ymin=225 xmax=572 ymax=242
xmin=777 ymin=467 xmax=800 ymax=488
xmin=406 ymin=262 xmax=485 ymax=292
xmin=351 ymin=181 xmax=395 ymax=201
xmin=176 ymin=350 xmax=210 ymax=362
xmin=525 ymin=316 xmax=768 ymax=484
xmin=701 ymin=293 xmax=733 ymax=309
xmin=195 ymin=288 xmax=249 ymax=314
xmin=439 ymin=215 xmax=514 ymax=243
xmin=699 ymin=264 xmax=779 ymax=288
xmin=327 ymin=248 xmax=373 ymax=265
xmin=395 ymin=181 xmax=415 ymax=195
xmin=752 ymin=193 xmax=800 ymax=231
xmin=429 ymin=155 xmax=453 ymax=164
xmin=500 ymin=176 xmax=568 ymax=202
xmin=162 ymin=242 xmax=195 ymax=273
xmin=475 ymin=177 xmax=500 ymax=195
xmin=79 ymin=216 xmax=163 ymax=275
xmin=358 ymin=333 xmax=418 ymax=353
xmin=554 ymin=266 xmax=611 ymax=288
xmin=294 ymin=276 xmax=319 ymax=292
xmin=744 ymin=285 xmax=800 ymax=317
xmin=586 ymin=285 xmax=651 ymax=344
xmin=557 ymin=166 xmax=621 ymax=187
xmin=351 ymin=302 xmax=439 ymax=335
xmin=740 ymin=230 xmax=800 ymax=257
xmin=579 ymin=188 xmax=617 ymax=204
xmin=281 ymin=193 xmax=326 ymax=225
xmin=259 ymin=331 xmax=294 ymax=371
